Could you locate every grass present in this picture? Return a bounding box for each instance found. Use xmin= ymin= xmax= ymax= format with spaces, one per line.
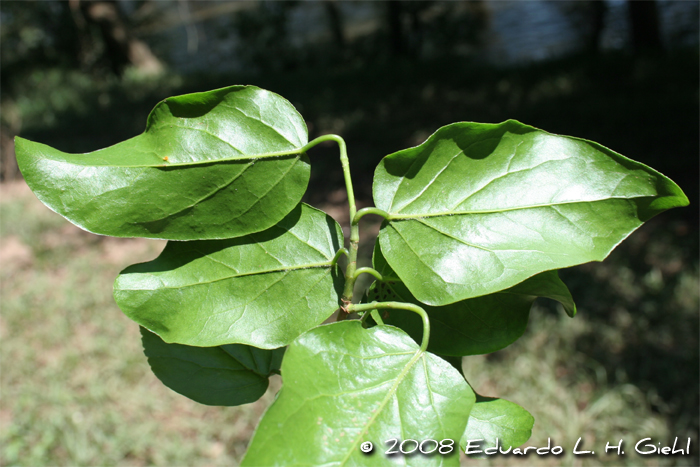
xmin=464 ymin=308 xmax=675 ymax=467
xmin=0 ymin=182 xmax=278 ymax=466
xmin=1 ymin=180 xmax=697 ymax=466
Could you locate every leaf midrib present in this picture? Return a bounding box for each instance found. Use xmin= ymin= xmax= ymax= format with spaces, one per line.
xmin=340 ymin=348 xmax=425 ymax=466
xmin=119 ymin=261 xmax=334 ymax=291
xmin=126 ymin=159 xmax=257 ymax=226
xmin=51 ymin=147 xmax=305 ymax=168
xmin=386 ymin=197 xmax=640 ymax=220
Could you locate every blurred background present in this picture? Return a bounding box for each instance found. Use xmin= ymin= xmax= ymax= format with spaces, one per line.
xmin=1 ymin=1 xmax=697 ymax=466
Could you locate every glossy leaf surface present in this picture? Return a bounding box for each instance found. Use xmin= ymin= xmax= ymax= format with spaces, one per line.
xmin=242 ymin=321 xmax=475 ymax=466
xmin=141 ymin=327 xmax=284 ymax=406
xmin=367 ymin=243 xmax=575 ymax=356
xmin=374 ymin=120 xmax=688 ymax=306
xmin=15 ymin=85 xmax=310 ymax=239
xmin=461 ymin=396 xmax=534 ymax=453
xmin=114 ymin=204 xmax=344 ymax=348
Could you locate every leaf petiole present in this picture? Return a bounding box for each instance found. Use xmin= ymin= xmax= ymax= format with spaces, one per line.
xmin=330 ymin=248 xmax=348 ymax=266
xmin=301 ymin=134 xmax=357 ymax=222
xmin=349 ymin=301 xmax=430 ymax=352
xmin=353 ymin=207 xmax=389 ymax=224
xmin=352 ymin=267 xmax=383 ymax=281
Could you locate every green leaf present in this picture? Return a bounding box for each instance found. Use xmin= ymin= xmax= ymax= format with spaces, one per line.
xmin=242 ymin=321 xmax=475 ymax=467
xmin=114 ymin=203 xmax=344 ymax=348
xmin=436 ymin=355 xmax=464 ymax=374
xmin=373 ymin=120 xmax=688 ymax=306
xmin=461 ymin=396 xmax=534 ymax=455
xmin=367 ymin=242 xmax=576 ymax=356
xmin=16 ymin=85 xmax=310 ymax=240
xmin=140 ymin=327 xmax=284 ymax=406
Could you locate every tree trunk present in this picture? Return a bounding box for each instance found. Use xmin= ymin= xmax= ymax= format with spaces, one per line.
xmin=74 ymin=0 xmax=163 ymax=76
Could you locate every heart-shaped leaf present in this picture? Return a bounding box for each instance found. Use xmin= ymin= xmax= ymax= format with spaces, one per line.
xmin=373 ymin=120 xmax=688 ymax=306
xmin=114 ymin=203 xmax=344 ymax=348
xmin=367 ymin=243 xmax=575 ymax=356
xmin=461 ymin=396 xmax=534 ymax=455
xmin=16 ymin=85 xmax=310 ymax=240
xmin=241 ymin=321 xmax=475 ymax=466
xmin=141 ymin=327 xmax=284 ymax=406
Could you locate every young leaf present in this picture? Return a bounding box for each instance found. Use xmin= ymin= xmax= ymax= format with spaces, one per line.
xmin=373 ymin=120 xmax=688 ymax=306
xmin=15 ymin=85 xmax=310 ymax=240
xmin=367 ymin=242 xmax=576 ymax=356
xmin=241 ymin=321 xmax=475 ymax=467
xmin=141 ymin=327 xmax=284 ymax=406
xmin=461 ymin=396 xmax=534 ymax=454
xmin=114 ymin=204 xmax=344 ymax=348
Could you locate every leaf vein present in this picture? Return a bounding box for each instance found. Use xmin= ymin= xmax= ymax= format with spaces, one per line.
xmin=394 ymin=148 xmax=465 ymax=213
xmin=340 ymin=351 xmax=425 ymax=466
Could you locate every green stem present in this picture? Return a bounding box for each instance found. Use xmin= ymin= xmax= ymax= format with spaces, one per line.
xmin=303 ymin=135 xmax=359 ymax=317
xmin=349 ymin=302 xmax=430 ymax=352
xmin=342 ymin=209 xmax=391 ymax=307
